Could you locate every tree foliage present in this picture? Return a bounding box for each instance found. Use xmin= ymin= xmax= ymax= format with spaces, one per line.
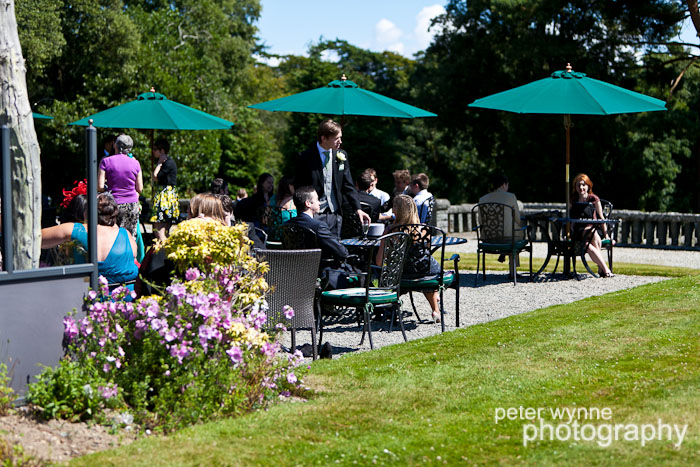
xmin=16 ymin=0 xmax=276 ymax=202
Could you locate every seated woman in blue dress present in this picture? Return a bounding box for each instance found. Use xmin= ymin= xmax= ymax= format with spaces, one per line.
xmin=41 ymin=192 xmax=138 ymax=291
xmin=270 ymin=175 xmax=297 ymax=223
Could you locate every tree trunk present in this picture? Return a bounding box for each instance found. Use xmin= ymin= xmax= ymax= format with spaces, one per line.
xmin=0 ymin=0 xmax=41 ymax=269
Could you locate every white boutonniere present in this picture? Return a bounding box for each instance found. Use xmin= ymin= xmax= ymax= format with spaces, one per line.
xmin=336 ymin=150 xmax=346 ymax=170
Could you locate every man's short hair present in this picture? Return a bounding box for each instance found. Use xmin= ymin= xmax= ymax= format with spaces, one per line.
xmin=411 ymin=173 xmax=429 ymax=191
xmin=210 ymin=177 xmax=229 ymax=195
xmin=317 ymin=119 xmax=342 ymax=142
xmin=357 ymin=171 xmax=374 ymax=191
xmin=363 ymin=168 xmax=377 ymax=178
xmin=392 ymin=169 xmax=411 ymax=184
xmin=490 ymin=174 xmax=509 ymax=191
xmin=293 ymin=186 xmax=316 ymax=211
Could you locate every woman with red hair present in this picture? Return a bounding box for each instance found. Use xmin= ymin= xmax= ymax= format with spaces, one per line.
xmin=571 ymin=173 xmax=613 ymax=278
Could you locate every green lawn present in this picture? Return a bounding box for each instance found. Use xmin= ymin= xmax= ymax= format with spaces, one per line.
xmin=74 ymin=274 xmax=700 ymax=465
xmin=447 ymin=251 xmax=700 ymax=278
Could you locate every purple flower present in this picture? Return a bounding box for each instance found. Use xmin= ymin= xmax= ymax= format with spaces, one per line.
xmin=87 ymin=290 xmax=97 ymax=301
xmin=63 ymin=316 xmax=79 ymax=341
xmin=287 ymin=372 xmax=297 ymax=384
xmin=166 ymin=283 xmax=187 ymax=300
xmin=283 ymin=305 xmax=295 ymax=320
xmin=164 ymin=328 xmax=178 ymax=342
xmin=185 ymin=268 xmax=201 ymax=281
xmin=98 ymin=384 xmax=118 ymax=399
xmin=170 ymin=343 xmax=191 ymax=363
xmin=261 ymin=342 xmax=277 ymax=358
xmin=226 ymin=346 xmax=243 ymax=364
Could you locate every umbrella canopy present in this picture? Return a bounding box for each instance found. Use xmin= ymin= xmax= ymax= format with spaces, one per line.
xmin=468 ymin=63 xmax=667 ymax=221
xmin=469 ymin=67 xmax=667 ymax=115
xmin=32 ymin=112 xmax=53 ymax=120
xmin=249 ymin=75 xmax=436 ymax=118
xmin=69 ymin=89 xmax=234 ymax=130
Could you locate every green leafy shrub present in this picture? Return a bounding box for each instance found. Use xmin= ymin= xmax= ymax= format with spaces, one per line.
xmin=0 ymin=362 xmax=14 ymax=416
xmin=27 ymin=219 xmax=306 ymax=432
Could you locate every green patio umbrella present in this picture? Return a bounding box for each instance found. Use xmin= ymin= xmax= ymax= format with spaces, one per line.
xmin=468 ymin=64 xmax=667 ymax=216
xmin=70 ymin=89 xmax=234 ymax=130
xmin=70 ymin=88 xmax=235 ymax=195
xmin=249 ymin=74 xmax=436 ymax=119
xmin=32 ymin=112 xmax=53 ymax=120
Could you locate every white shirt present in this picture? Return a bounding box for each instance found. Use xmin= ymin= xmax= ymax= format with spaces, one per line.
xmin=413 ymin=189 xmax=433 ymax=223
xmin=368 ymin=187 xmax=389 ymax=205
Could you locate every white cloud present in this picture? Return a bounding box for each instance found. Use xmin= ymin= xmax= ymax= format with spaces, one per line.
xmin=375 ymin=18 xmax=403 ymax=44
xmin=387 ymin=42 xmax=405 ymax=55
xmin=414 ymin=5 xmax=446 ymax=50
xmin=320 ymin=49 xmax=340 ymax=63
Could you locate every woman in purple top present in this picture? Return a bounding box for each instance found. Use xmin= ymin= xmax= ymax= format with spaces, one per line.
xmin=98 ymin=134 xmax=143 ymax=237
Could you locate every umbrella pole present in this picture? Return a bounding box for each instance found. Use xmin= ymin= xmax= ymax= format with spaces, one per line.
xmin=564 ymin=114 xmax=572 ymax=275
xmin=565 ymin=114 xmax=571 ymax=220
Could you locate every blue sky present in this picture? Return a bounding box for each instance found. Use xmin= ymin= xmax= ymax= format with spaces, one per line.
xmin=256 ymin=2 xmax=700 ymax=63
xmin=256 ymin=0 xmax=447 ymax=61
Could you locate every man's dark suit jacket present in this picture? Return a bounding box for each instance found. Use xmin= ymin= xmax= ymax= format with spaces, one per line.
xmin=357 ymin=191 xmax=381 ymax=222
xmin=295 ymin=145 xmax=360 ymax=214
xmin=284 ymin=213 xmax=348 ymax=263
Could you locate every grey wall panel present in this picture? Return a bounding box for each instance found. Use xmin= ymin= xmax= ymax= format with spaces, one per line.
xmin=0 ymin=276 xmax=88 ymax=394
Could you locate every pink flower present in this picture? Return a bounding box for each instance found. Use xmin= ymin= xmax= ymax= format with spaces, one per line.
xmin=63 ymin=316 xmax=79 ymax=341
xmin=283 ymin=305 xmax=294 ymax=320
xmin=87 ymin=290 xmax=97 ymax=301
xmin=287 ymin=372 xmax=297 ymax=384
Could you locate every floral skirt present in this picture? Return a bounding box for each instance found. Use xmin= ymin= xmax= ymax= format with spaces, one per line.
xmin=151 ymin=185 xmax=179 ymax=223
xmin=117 ymin=202 xmax=141 ymax=238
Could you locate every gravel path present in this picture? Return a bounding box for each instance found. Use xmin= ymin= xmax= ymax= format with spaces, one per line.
xmin=284 ymin=239 xmax=698 ymax=357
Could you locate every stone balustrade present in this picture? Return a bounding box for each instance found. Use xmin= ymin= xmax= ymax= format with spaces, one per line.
xmin=437 ymin=200 xmax=700 ymax=250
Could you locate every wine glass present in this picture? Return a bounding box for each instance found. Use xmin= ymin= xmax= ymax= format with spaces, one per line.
xmin=362 ymin=221 xmax=370 ymax=239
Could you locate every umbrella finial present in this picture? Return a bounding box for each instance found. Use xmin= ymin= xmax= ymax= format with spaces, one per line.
xmin=149 ymin=86 xmax=156 ymax=93
xmin=340 ymin=74 xmax=347 ymax=81
xmin=566 ymin=63 xmax=572 ymax=72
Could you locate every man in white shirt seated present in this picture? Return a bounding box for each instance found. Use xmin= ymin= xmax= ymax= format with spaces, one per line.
xmin=478 ymin=174 xmax=524 ymax=278
xmin=410 ymin=173 xmax=434 ymax=224
xmin=363 ymin=168 xmax=390 ymax=206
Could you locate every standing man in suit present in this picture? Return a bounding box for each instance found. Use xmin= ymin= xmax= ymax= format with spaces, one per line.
xmin=284 ymin=186 xmax=349 ymax=265
xmin=295 ymin=119 xmax=370 ymax=237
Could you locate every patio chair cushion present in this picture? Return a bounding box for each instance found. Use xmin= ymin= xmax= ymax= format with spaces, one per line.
xmin=321 ymin=287 xmax=397 ymax=305
xmin=400 ymin=270 xmax=455 ymax=289
xmin=480 ymin=239 xmax=529 ymax=253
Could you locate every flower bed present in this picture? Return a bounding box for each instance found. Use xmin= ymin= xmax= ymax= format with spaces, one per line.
xmin=26 ymin=220 xmax=306 ymax=432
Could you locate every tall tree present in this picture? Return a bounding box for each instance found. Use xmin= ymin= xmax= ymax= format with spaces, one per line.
xmin=415 ymin=0 xmax=685 ymax=207
xmin=0 ymin=0 xmax=42 ymax=269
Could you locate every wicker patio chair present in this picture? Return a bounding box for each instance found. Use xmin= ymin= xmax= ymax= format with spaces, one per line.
xmin=256 ymin=248 xmax=322 ymax=359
